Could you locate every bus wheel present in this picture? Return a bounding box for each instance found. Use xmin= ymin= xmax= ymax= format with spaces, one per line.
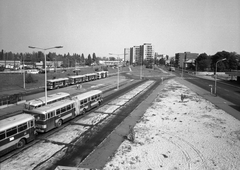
xmin=17 ymin=139 xmax=26 ymax=149
xmin=57 ymin=120 xmax=62 ymax=127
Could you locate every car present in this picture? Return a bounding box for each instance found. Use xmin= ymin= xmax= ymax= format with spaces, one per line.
xmin=169 ymin=67 xmax=175 ymax=71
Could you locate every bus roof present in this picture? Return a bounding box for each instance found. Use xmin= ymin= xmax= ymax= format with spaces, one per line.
xmin=27 ymin=99 xmax=75 ymax=115
xmin=68 ymin=75 xmax=85 ymax=79
xmin=0 ymin=114 xmax=35 ymax=132
xmin=47 ymin=77 xmax=69 ymax=82
xmin=85 ymin=73 xmax=97 ymax=76
xmin=25 ymin=92 xmax=70 ymax=106
xmin=73 ymin=90 xmax=102 ymax=100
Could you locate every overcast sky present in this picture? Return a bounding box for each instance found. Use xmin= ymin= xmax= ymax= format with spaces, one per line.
xmin=0 ymin=0 xmax=239 ymax=58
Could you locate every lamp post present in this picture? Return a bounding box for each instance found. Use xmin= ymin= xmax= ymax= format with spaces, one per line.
xmin=109 ymin=53 xmax=124 ymax=90
xmin=140 ymin=55 xmax=143 ymax=79
xmin=28 ymin=46 xmax=63 ymax=105
xmin=22 ymin=54 xmax=25 ymax=89
xmin=214 ymin=58 xmax=226 ymax=95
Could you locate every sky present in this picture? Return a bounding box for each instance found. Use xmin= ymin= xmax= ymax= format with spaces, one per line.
xmin=0 ymin=0 xmax=240 ymax=58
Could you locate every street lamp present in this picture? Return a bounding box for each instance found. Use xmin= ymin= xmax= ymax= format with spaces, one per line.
xmin=28 ymin=46 xmax=63 ymax=105
xmin=182 ymin=52 xmax=186 ymax=78
xmin=214 ymin=58 xmax=226 ymax=95
xmin=109 ymin=53 xmax=124 ymax=90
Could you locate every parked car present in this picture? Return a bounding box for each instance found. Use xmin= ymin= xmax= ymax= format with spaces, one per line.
xmin=169 ymin=67 xmax=175 ymax=71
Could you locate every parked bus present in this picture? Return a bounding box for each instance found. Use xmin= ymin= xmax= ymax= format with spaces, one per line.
xmin=24 ymin=90 xmax=103 ymax=133
xmin=68 ymin=75 xmax=86 ymax=85
xmin=24 ymin=100 xmax=76 ymax=133
xmin=24 ymin=92 xmax=71 ymax=110
xmin=71 ymin=89 xmax=103 ymax=115
xmin=0 ymin=114 xmax=36 ymax=156
xmin=85 ymin=73 xmax=97 ymax=82
xmin=47 ymin=78 xmax=69 ymax=89
xmin=97 ymin=71 xmax=108 ymax=79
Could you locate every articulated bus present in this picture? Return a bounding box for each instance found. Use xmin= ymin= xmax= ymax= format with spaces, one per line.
xmin=24 ymin=92 xmax=70 ymax=110
xmin=71 ymin=89 xmax=103 ymax=115
xmin=0 ymin=114 xmax=36 ymax=157
xmin=24 ymin=90 xmax=103 ymax=133
xmin=68 ymin=75 xmax=86 ymax=85
xmin=47 ymin=78 xmax=69 ymax=90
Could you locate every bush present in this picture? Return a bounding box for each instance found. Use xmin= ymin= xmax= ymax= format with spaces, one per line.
xmin=95 ymin=68 xmax=99 ymax=71
xmin=102 ymin=66 xmax=108 ymax=71
xmin=25 ymin=74 xmax=37 ymax=83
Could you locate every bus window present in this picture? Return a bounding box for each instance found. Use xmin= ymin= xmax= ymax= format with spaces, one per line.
xmin=0 ymin=131 xmax=5 ymax=140
xmin=50 ymin=111 xmax=54 ymax=118
xmin=81 ymin=100 xmax=84 ymax=105
xmin=67 ymin=105 xmax=71 ymax=110
xmin=18 ymin=123 xmax=28 ymax=132
xmin=30 ymin=120 xmax=34 ymax=127
xmin=61 ymin=106 xmax=66 ymax=113
xmin=84 ymin=99 xmax=87 ymax=103
xmin=56 ymin=109 xmax=61 ymax=115
xmin=6 ymin=127 xmax=17 ymax=137
xmin=47 ymin=113 xmax=50 ymax=119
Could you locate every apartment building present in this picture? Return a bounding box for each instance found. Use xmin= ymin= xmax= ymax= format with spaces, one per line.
xmin=124 ymin=48 xmax=130 ymax=63
xmin=130 ymin=46 xmax=140 ymax=64
xmin=140 ymin=43 xmax=154 ymax=61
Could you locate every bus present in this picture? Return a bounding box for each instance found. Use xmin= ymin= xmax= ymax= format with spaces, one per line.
xmin=24 ymin=100 xmax=76 ymax=133
xmin=68 ymin=75 xmax=86 ymax=85
xmin=0 ymin=114 xmax=36 ymax=156
xmin=47 ymin=78 xmax=69 ymax=89
xmin=24 ymin=92 xmax=71 ymax=110
xmin=71 ymin=90 xmax=103 ymax=115
xmin=85 ymin=73 xmax=97 ymax=82
xmin=97 ymin=71 xmax=108 ymax=79
xmin=24 ymin=90 xmax=103 ymax=133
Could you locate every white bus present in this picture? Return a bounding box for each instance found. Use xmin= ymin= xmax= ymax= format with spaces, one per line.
xmin=47 ymin=78 xmax=69 ymax=89
xmin=71 ymin=90 xmax=103 ymax=115
xmin=24 ymin=90 xmax=103 ymax=133
xmin=68 ymin=75 xmax=86 ymax=85
xmin=0 ymin=114 xmax=36 ymax=156
xmin=24 ymin=92 xmax=70 ymax=110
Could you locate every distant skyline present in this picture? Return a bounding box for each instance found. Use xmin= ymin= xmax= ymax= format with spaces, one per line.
xmin=0 ymin=0 xmax=240 ymax=58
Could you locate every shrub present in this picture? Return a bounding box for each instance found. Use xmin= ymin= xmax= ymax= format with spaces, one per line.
xmin=25 ymin=74 xmax=37 ymax=83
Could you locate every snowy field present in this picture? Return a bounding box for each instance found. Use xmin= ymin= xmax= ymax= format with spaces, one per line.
xmin=103 ymin=79 xmax=240 ymax=170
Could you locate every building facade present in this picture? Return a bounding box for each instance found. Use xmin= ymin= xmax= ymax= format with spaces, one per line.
xmin=124 ymin=48 xmax=130 ymax=63
xmin=140 ymin=43 xmax=154 ymax=61
xmin=175 ymin=52 xmax=198 ymax=68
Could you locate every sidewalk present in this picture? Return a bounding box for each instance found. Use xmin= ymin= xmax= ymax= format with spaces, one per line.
xmin=176 ymin=77 xmax=240 ymax=121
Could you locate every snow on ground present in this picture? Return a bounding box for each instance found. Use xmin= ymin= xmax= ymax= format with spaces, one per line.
xmin=75 ymin=112 xmax=109 ymax=125
xmin=47 ymin=125 xmax=89 ymax=144
xmin=96 ymin=104 xmax=121 ymax=114
xmin=103 ymin=79 xmax=240 ymax=170
xmin=1 ymin=141 xmax=64 ymax=170
xmin=108 ymin=98 xmax=129 ymax=106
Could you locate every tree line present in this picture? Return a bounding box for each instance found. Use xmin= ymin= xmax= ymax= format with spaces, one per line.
xmin=0 ymin=50 xmax=112 ymax=68
xmin=195 ymin=51 xmax=240 ymax=72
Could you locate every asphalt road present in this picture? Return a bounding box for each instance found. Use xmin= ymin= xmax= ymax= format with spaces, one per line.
xmin=170 ymin=68 xmax=240 ymax=112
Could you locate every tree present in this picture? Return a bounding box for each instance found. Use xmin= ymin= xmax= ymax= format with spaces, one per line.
xmin=195 ymin=53 xmax=211 ymax=71
xmin=80 ymin=53 xmax=85 ymax=65
xmin=86 ymin=54 xmax=92 ymax=66
xmin=226 ymin=52 xmax=238 ymax=71
xmin=211 ymin=51 xmax=229 ymax=72
xmin=92 ymin=53 xmax=97 ymax=63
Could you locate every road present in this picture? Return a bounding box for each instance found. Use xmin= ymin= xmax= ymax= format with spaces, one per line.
xmin=168 ymin=67 xmax=240 ymax=112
